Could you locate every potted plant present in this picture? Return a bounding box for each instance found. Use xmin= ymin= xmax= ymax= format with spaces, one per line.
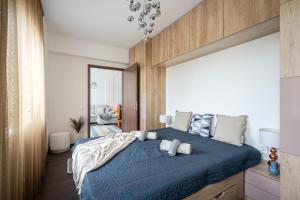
xmin=70 ymin=116 xmax=84 ymax=144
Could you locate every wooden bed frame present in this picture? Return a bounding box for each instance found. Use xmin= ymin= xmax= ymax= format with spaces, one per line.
xmin=184 ymin=172 xmax=245 ymax=200
xmin=71 ymin=161 xmax=245 ymax=199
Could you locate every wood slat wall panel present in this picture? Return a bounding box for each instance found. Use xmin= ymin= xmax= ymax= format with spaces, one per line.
xmin=280 ymin=0 xmax=300 ymax=199
xmin=224 ymin=0 xmax=279 ymax=37
xmin=146 ymin=38 xmax=165 ymax=130
xmin=146 ymin=65 xmax=165 ymax=130
xmin=129 ymin=41 xmax=147 ymax=130
xmin=152 ymin=27 xmax=172 ymax=66
xmin=171 ymin=14 xmax=190 ymax=58
xmin=280 ymin=152 xmax=300 ymax=200
xmin=130 ymin=39 xmax=166 ymax=130
xmin=189 ymin=0 xmax=224 ymax=50
xmin=184 ymin=172 xmax=244 ymax=200
xmin=151 ymin=35 xmax=160 ymax=66
xmin=151 ymin=0 xmax=280 ymax=68
xmin=165 ymin=17 xmax=279 ymax=67
xmin=280 ymin=0 xmax=300 ymax=78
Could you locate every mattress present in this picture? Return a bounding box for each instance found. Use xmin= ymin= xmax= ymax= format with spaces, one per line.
xmin=74 ymin=128 xmax=261 ymax=200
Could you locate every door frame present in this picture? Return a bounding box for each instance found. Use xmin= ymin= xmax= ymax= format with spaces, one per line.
xmin=87 ymin=64 xmax=124 ymax=138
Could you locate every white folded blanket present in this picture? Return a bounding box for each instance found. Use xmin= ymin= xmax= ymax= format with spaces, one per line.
xmin=160 ymin=140 xmax=192 ymax=155
xmin=72 ymin=132 xmax=136 ymax=194
xmin=147 ymin=132 xmax=157 ymax=140
xmin=168 ymin=139 xmax=181 ymax=157
xmin=133 ymin=131 xmax=157 ymax=141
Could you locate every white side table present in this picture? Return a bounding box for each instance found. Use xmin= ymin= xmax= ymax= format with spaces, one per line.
xmin=49 ymin=131 xmax=70 ymax=153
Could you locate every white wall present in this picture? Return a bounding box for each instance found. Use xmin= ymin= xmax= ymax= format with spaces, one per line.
xmin=166 ymin=33 xmax=280 ymax=152
xmin=90 ymin=68 xmax=122 ymax=107
xmin=48 ymin=33 xmax=129 ymax=65
xmin=46 ymin=52 xmax=127 ymax=137
xmin=45 ymin=29 xmax=129 ymax=138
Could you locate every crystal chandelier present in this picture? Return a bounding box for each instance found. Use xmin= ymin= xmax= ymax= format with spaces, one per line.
xmin=127 ymin=0 xmax=161 ymax=38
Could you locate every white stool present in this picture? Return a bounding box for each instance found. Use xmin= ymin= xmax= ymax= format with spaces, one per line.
xmin=50 ymin=131 xmax=70 ymax=153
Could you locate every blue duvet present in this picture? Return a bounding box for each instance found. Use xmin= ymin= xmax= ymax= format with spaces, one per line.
xmin=74 ymin=128 xmax=261 ymax=200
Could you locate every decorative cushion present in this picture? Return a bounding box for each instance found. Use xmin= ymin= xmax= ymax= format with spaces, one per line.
xmin=212 ymin=115 xmax=247 ymax=146
xmin=188 ymin=114 xmax=213 ymax=137
xmin=172 ymin=112 xmax=193 ymax=132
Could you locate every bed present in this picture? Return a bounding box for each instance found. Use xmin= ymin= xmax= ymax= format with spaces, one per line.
xmin=73 ymin=128 xmax=261 ymax=200
xmin=90 ymin=125 xmax=122 ymax=137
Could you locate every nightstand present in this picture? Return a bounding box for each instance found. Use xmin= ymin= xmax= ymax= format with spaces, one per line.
xmin=245 ymin=161 xmax=280 ymax=200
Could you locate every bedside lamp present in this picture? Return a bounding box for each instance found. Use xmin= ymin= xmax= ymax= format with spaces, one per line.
xmin=259 ymin=128 xmax=280 ymax=175
xmin=159 ymin=115 xmax=172 ymax=127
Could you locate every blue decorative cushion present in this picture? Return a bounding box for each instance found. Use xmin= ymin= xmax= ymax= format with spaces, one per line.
xmin=188 ymin=114 xmax=213 ymax=137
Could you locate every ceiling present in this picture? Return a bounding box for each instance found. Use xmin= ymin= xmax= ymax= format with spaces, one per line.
xmin=42 ymin=0 xmax=202 ymax=49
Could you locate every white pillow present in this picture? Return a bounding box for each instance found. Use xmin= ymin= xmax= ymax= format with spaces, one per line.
xmin=172 ymin=112 xmax=193 ymax=132
xmin=211 ymin=114 xmax=246 ymax=143
xmin=212 ymin=115 xmax=247 ymax=146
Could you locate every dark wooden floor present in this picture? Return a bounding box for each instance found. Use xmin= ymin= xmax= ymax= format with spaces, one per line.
xmin=35 ymin=151 xmax=79 ymax=200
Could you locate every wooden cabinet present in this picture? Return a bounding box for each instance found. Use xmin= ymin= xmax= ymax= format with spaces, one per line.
xmin=245 ymin=162 xmax=280 ymax=200
xmin=280 ymin=1 xmax=300 ymax=199
xmin=224 ymin=0 xmax=279 ymax=37
xmin=152 ymin=27 xmax=172 ymax=66
xmin=129 ymin=42 xmax=145 ymax=65
xmin=215 ymin=185 xmax=238 ymax=200
xmin=171 ymin=14 xmax=190 ymax=58
xmin=184 ymin=172 xmax=244 ymax=200
xmin=151 ymin=0 xmax=279 ymax=68
xmin=129 ymin=40 xmax=166 ymax=131
xmin=280 ymin=0 xmax=300 ymax=78
xmin=208 ymin=185 xmax=238 ymax=200
xmin=152 ymin=13 xmax=190 ymax=65
xmin=189 ymin=0 xmax=224 ymax=50
xmin=151 ymin=33 xmax=162 ymax=66
xmin=280 ymin=152 xmax=300 ymax=200
xmin=129 ymin=41 xmax=148 ymax=130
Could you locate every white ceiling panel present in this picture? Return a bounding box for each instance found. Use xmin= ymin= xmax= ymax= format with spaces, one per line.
xmin=42 ymin=0 xmax=202 ymax=48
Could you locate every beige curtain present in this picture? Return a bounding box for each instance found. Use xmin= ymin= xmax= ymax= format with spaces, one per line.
xmin=0 ymin=0 xmax=46 ymax=199
xmin=0 ymin=0 xmax=9 ymax=199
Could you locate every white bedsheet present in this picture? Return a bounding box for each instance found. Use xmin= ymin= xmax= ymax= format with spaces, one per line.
xmin=72 ymin=132 xmax=136 ymax=194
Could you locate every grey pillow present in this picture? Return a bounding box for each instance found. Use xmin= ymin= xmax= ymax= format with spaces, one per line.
xmin=172 ymin=112 xmax=193 ymax=132
xmin=212 ymin=115 xmax=247 ymax=146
